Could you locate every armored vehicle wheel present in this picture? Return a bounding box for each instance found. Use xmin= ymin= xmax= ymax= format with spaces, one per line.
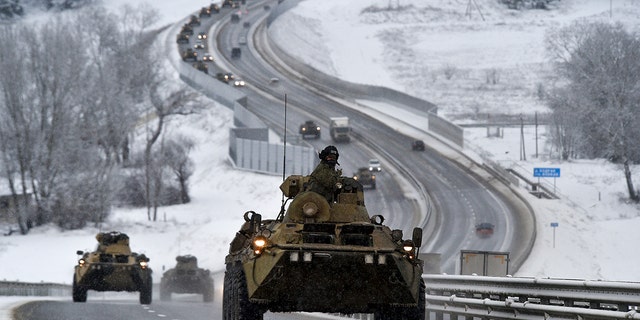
xmin=223 ymin=263 xmax=263 ymax=320
xmin=373 ymin=279 xmax=425 ymax=320
xmin=139 ymin=275 xmax=153 ymax=305
xmin=72 ymin=274 xmax=87 ymax=303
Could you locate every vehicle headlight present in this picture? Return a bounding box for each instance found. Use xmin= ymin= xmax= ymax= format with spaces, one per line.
xmin=252 ymin=235 xmax=269 ymax=255
xmin=402 ymin=240 xmax=415 ymax=252
xmin=402 ymin=240 xmax=416 ymax=259
xmin=139 ymin=261 xmax=148 ymax=269
xmin=78 ymin=259 xmax=86 ymax=267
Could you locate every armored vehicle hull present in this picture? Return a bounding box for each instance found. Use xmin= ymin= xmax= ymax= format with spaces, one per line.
xmin=224 ymin=175 xmax=424 ymax=319
xmin=354 ymin=167 xmax=376 ymax=189
xmin=73 ymin=231 xmax=152 ymax=304
xmin=160 ymin=255 xmax=214 ymax=302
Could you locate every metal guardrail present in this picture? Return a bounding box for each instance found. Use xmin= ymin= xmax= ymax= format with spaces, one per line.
xmin=0 ymin=281 xmax=70 ymax=297
xmin=3 ymin=274 xmax=640 ymax=320
xmin=424 ymin=274 xmax=640 ymax=320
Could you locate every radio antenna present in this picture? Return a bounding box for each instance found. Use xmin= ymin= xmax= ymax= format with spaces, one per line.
xmin=282 ymin=93 xmax=287 ymax=182
xmin=278 ymin=94 xmax=288 ymax=222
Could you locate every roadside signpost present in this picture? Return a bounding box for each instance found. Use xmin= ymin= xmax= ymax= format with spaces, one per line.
xmin=534 ymin=167 xmax=560 ymax=194
xmin=551 ymin=222 xmax=559 ymax=248
xmin=534 ymin=168 xmax=560 ymax=178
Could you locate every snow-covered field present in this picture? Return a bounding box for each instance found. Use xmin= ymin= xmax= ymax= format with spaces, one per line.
xmin=1 ymin=3 xmax=640 ymax=317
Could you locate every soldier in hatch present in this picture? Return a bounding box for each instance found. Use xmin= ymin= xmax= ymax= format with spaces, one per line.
xmin=307 ymin=145 xmax=342 ymax=202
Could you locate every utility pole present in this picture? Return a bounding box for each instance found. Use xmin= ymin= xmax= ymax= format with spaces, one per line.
xmin=520 ymin=116 xmax=526 ymax=161
xmin=535 ymin=112 xmax=538 ymax=158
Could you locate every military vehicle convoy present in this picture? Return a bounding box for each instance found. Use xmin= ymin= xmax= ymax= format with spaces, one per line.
xmin=160 ymin=255 xmax=214 ymax=302
xmin=223 ymin=174 xmax=425 ymax=319
xmin=73 ymin=231 xmax=152 ymax=304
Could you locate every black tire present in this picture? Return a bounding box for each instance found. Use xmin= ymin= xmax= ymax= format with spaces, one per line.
xmin=72 ymin=274 xmax=87 ymax=303
xmin=403 ymin=279 xmax=426 ymax=320
xmin=139 ymin=274 xmax=153 ymax=305
xmin=375 ymin=279 xmax=425 ymax=320
xmin=223 ymin=263 xmax=263 ymax=320
xmin=373 ymin=308 xmax=393 ymax=320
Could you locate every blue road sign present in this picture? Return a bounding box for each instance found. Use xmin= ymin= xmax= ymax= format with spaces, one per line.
xmin=534 ymin=167 xmax=560 ymax=178
xmin=550 ymin=222 xmax=559 ymax=227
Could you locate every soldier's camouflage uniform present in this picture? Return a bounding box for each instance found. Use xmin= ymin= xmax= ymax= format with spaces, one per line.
xmin=307 ymin=162 xmax=341 ymax=202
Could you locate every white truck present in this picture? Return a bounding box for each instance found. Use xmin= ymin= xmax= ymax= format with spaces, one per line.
xmin=329 ymin=116 xmax=351 ymax=142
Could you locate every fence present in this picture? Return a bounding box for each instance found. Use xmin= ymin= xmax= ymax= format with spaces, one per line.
xmin=424 ymin=274 xmax=640 ymax=320
xmin=0 ymin=281 xmax=70 ymax=297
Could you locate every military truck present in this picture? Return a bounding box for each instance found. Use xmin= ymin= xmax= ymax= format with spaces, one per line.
xmin=222 ymin=0 xmax=236 ymax=8
xmin=299 ymin=120 xmax=321 ymax=139
xmin=160 ymin=255 xmax=214 ymax=302
xmin=216 ymin=72 xmax=234 ymax=83
xmin=353 ymin=167 xmax=376 ymax=189
xmin=73 ymin=231 xmax=152 ymax=304
xmin=223 ymin=174 xmax=425 ymax=319
xmin=230 ymin=13 xmax=240 ymax=23
xmin=329 ymin=116 xmax=351 ymax=142
xmin=176 ymin=33 xmax=189 ymax=44
xmin=199 ymin=7 xmax=211 ymax=18
xmin=193 ymin=61 xmax=208 ymax=74
xmin=187 ymin=15 xmax=201 ymax=27
xmin=182 ymin=48 xmax=198 ymax=62
xmin=231 ymin=47 xmax=241 ymax=59
xmin=180 ymin=24 xmax=194 ymax=36
xmin=209 ymin=3 xmax=220 ymax=13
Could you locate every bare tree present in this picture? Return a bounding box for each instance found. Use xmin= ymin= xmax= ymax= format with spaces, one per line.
xmin=144 ymin=85 xmax=199 ymax=221
xmin=0 ymin=4 xmax=170 ymax=230
xmin=24 ymin=16 xmax=94 ymax=225
xmin=162 ymin=135 xmax=195 ymax=204
xmin=0 ymin=25 xmax=35 ymax=234
xmin=546 ymin=21 xmax=640 ymax=201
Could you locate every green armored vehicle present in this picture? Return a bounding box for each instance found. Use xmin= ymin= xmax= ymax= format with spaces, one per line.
xmin=73 ymin=231 xmax=152 ymax=304
xmin=160 ymin=255 xmax=214 ymax=302
xmin=223 ymin=175 xmax=425 ymax=319
xmin=353 ymin=167 xmax=376 ymax=189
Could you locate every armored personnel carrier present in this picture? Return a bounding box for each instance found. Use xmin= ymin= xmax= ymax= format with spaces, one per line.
xmin=193 ymin=61 xmax=208 ymax=74
xmin=223 ymin=175 xmax=425 ymax=319
xmin=73 ymin=231 xmax=152 ymax=304
xmin=160 ymin=255 xmax=214 ymax=302
xmin=299 ymin=120 xmax=321 ymax=139
xmin=182 ymin=48 xmax=198 ymax=62
xmin=353 ymin=167 xmax=376 ymax=189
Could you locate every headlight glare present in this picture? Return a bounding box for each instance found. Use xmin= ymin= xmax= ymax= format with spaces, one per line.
xmin=252 ymin=235 xmax=269 ymax=254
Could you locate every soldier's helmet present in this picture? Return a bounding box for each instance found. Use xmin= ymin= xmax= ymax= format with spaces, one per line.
xmin=319 ymin=145 xmax=339 ymax=165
